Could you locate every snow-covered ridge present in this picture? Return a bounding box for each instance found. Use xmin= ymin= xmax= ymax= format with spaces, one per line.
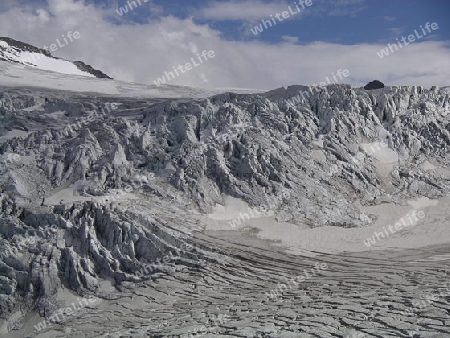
xmin=0 ymin=58 xmax=261 ymax=98
xmin=0 ymin=60 xmax=223 ymax=98
xmin=0 ymin=37 xmax=266 ymax=98
xmin=0 ymin=37 xmax=110 ymax=79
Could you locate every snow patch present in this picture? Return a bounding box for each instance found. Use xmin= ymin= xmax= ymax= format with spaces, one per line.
xmin=18 ymin=52 xmax=95 ymax=77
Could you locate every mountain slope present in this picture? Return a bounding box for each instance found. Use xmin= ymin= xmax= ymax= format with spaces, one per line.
xmin=0 ymin=37 xmax=111 ymax=79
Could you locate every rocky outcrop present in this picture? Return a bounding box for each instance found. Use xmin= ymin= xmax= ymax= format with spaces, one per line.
xmin=364 ymin=80 xmax=385 ymax=90
xmin=72 ymin=61 xmax=112 ymax=79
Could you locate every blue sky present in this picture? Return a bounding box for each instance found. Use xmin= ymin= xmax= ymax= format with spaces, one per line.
xmin=0 ymin=0 xmax=449 ymax=89
xmin=110 ymin=0 xmax=450 ymax=45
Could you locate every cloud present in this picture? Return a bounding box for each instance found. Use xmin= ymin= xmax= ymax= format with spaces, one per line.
xmin=382 ymin=16 xmax=396 ymax=22
xmin=0 ymin=0 xmax=20 ymax=12
xmin=198 ymin=0 xmax=304 ymax=22
xmin=0 ymin=0 xmax=448 ymax=90
xmin=312 ymin=0 xmax=367 ymax=17
xmin=198 ymin=0 xmax=366 ymax=22
xmin=388 ymin=27 xmax=406 ymax=36
xmin=281 ymin=35 xmax=299 ymax=43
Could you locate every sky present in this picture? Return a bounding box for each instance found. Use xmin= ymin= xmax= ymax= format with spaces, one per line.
xmin=0 ymin=0 xmax=449 ymax=90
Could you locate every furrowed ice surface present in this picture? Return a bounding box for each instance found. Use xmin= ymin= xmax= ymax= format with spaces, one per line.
xmin=0 ymin=75 xmax=449 ymax=336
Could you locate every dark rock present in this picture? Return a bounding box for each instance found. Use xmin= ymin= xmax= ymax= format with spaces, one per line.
xmin=364 ymin=80 xmax=385 ymax=90
xmin=73 ymin=61 xmax=113 ymax=80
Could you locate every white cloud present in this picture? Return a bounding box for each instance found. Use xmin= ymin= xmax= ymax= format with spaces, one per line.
xmin=46 ymin=0 xmax=85 ymax=14
xmin=0 ymin=0 xmax=448 ymax=90
xmin=313 ymin=0 xmax=367 ymax=17
xmin=382 ymin=16 xmax=396 ymax=22
xmin=35 ymin=8 xmax=50 ymax=22
xmin=198 ymin=0 xmax=304 ymax=22
xmin=388 ymin=27 xmax=406 ymax=36
xmin=0 ymin=0 xmax=19 ymax=12
xmin=197 ymin=0 xmax=366 ymax=22
xmin=281 ymin=35 xmax=299 ymax=43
